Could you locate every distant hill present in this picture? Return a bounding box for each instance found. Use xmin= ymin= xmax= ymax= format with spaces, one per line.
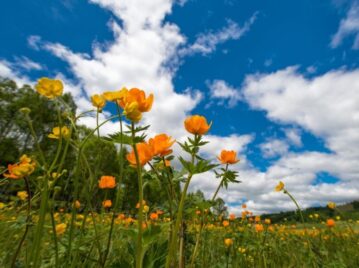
xmin=261 ymin=201 xmax=359 ymax=223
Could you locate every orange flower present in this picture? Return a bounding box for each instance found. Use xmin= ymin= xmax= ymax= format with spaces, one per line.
xmin=118 ymin=88 xmax=154 ymax=112
xmin=222 ymin=220 xmax=230 ymax=227
xmin=229 ymin=213 xmax=236 ymax=221
xmin=4 ymin=155 xmax=36 ymax=179
xmin=126 ymin=143 xmax=153 ymax=166
xmin=242 ymin=203 xmax=247 ymax=209
xmin=217 ymin=150 xmax=239 ymax=164
xmin=255 ymin=224 xmax=264 ymax=232
xmin=98 ymin=176 xmax=116 ymax=189
xmin=224 ymin=238 xmax=233 ymax=247
xmin=184 ymin=115 xmax=211 ymax=135
xmin=118 ymin=213 xmax=126 ymax=220
xmin=74 ymin=200 xmax=81 ymax=209
xmin=326 ymin=219 xmax=335 ymax=228
xmin=102 ymin=200 xmax=112 ymax=208
xmin=195 ymin=210 xmax=201 ymax=215
xmin=148 ymin=134 xmax=175 ymax=157
xmin=255 ymin=216 xmax=261 ymax=223
xmin=150 ymin=212 xmax=158 ymax=220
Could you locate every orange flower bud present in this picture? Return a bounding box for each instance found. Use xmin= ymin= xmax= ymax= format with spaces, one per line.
xmin=222 ymin=220 xmax=230 ymax=227
xmin=184 ymin=115 xmax=211 ymax=135
xmin=326 ymin=218 xmax=335 ymax=228
xmin=98 ymin=176 xmax=116 ymax=189
xmin=102 ymin=200 xmax=112 ymax=208
xmin=255 ymin=224 xmax=264 ymax=232
xmin=217 ymin=150 xmax=239 ymax=164
xmin=150 ymin=213 xmax=159 ymax=220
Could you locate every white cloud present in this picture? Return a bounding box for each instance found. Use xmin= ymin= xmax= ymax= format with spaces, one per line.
xmin=207 ymin=79 xmax=241 ymax=107
xmin=331 ymin=3 xmax=359 ymax=49
xmin=181 ymin=13 xmax=257 ymax=56
xmin=259 ymin=138 xmax=289 ymax=158
xmin=14 ymin=56 xmax=43 ymax=71
xmin=284 ymin=128 xmax=302 ymax=147
xmin=0 ymin=60 xmax=31 ymax=86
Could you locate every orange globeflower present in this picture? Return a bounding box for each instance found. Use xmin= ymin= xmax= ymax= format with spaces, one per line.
xmin=224 ymin=238 xmax=233 ymax=247
xmin=119 ymin=88 xmax=154 ymax=113
xmin=217 ymin=150 xmax=239 ymax=165
xmin=102 ymin=200 xmax=112 ymax=208
xmin=222 ymin=220 xmax=230 ymax=227
xmin=150 ymin=212 xmax=159 ymax=220
xmin=148 ymin=134 xmax=175 ymax=157
xmin=4 ymin=155 xmax=36 ymax=179
xmin=126 ymin=143 xmax=153 ymax=166
xmin=255 ymin=224 xmax=264 ymax=232
xmin=98 ymin=176 xmax=116 ymax=189
xmin=229 ymin=213 xmax=236 ymax=221
xmin=326 ymin=219 xmax=335 ymax=228
xmin=184 ymin=115 xmax=211 ymax=135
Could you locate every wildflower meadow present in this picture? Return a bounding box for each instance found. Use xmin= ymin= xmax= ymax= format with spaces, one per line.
xmin=0 ymin=78 xmax=359 ymax=268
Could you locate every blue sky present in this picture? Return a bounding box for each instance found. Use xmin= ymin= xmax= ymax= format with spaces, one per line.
xmin=1 ymin=0 xmax=358 ymax=213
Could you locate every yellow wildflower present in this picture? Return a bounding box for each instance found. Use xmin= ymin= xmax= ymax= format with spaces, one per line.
xmin=35 ymin=77 xmax=63 ymax=99
xmin=48 ymin=126 xmax=71 ymax=139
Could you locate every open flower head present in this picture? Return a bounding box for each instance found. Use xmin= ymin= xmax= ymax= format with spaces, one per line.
xmin=126 ymin=143 xmax=153 ymax=166
xmin=48 ymin=126 xmax=71 ymax=139
xmin=91 ymin=94 xmax=106 ymax=110
xmin=55 ymin=223 xmax=67 ymax=235
xmin=218 ymin=150 xmax=240 ymax=165
xmin=17 ymin=191 xmax=28 ymax=201
xmin=275 ymin=181 xmax=285 ymax=192
xmin=184 ymin=115 xmax=211 ymax=135
xmin=4 ymin=154 xmax=36 ymax=179
xmin=98 ymin=175 xmax=116 ymax=189
xmin=119 ymin=88 xmax=153 ymax=112
xmin=148 ymin=134 xmax=175 ymax=157
xmin=35 ymin=77 xmax=63 ymax=99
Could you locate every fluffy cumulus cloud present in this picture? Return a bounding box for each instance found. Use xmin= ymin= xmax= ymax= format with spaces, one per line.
xmin=331 ymin=2 xmax=359 ymax=49
xmin=207 ymin=80 xmax=241 ymax=107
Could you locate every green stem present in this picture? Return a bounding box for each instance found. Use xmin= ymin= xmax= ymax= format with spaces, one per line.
xmin=11 ymin=177 xmax=31 ymax=268
xmin=131 ymin=122 xmax=144 ymax=268
xmin=96 ymin=108 xmax=100 ymax=138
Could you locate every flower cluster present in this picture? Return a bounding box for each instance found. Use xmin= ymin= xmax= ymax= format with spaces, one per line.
xmin=4 ymin=155 xmax=36 ymax=179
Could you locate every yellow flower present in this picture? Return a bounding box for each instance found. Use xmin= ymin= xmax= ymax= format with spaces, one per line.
xmin=0 ymin=202 xmax=5 ymax=209
xmin=17 ymin=191 xmax=28 ymax=201
xmin=51 ymin=172 xmax=61 ymax=179
xmin=123 ymin=101 xmax=142 ymax=122
xmin=91 ymin=94 xmax=106 ymax=110
xmin=275 ymin=181 xmax=285 ymax=192
xmin=224 ymin=238 xmax=233 ymax=247
xmin=35 ymin=77 xmax=63 ymax=99
xmin=143 ymin=205 xmax=150 ymax=213
xmin=184 ymin=115 xmax=211 ymax=135
xmin=327 ymin=202 xmax=336 ymax=210
xmin=48 ymin=126 xmax=71 ymax=139
xmin=55 ymin=223 xmax=67 ymax=235
xmin=103 ymin=88 xmax=128 ymax=102
xmin=238 ymin=247 xmax=246 ymax=254
xmin=336 ymin=216 xmax=341 ymax=221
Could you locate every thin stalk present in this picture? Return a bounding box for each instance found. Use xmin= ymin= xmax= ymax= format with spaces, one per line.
xmin=211 ymin=164 xmax=228 ymax=202
xmin=102 ymin=104 xmax=125 ymax=267
xmin=96 ymin=108 xmax=100 ymax=138
xmin=11 ymin=176 xmax=31 ymax=268
xmin=132 ymin=122 xmax=144 ymax=268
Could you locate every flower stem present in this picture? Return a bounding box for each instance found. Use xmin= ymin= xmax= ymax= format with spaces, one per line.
xmin=131 ymin=122 xmax=144 ymax=268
